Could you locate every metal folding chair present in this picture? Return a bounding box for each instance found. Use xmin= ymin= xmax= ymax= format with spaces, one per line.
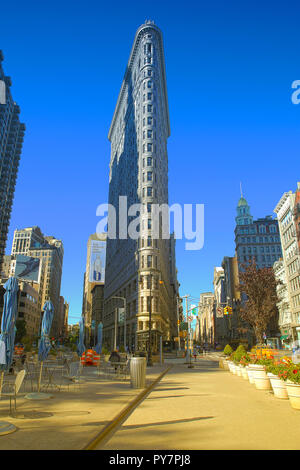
xmin=1 ymin=370 xmax=26 ymax=416
xmin=24 ymin=362 xmax=39 ymax=392
xmin=61 ymin=362 xmax=83 ymax=391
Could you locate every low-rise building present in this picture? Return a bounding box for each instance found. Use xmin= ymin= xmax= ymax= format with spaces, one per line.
xmin=198 ymin=292 xmax=215 ymax=346
xmin=213 ymin=267 xmax=227 ymax=347
xmin=273 ymin=258 xmax=292 ymax=349
xmin=274 ymin=183 xmax=300 ymax=345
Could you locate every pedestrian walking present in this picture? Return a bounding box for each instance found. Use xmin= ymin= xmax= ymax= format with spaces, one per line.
xmin=193 ymin=348 xmax=197 ymax=362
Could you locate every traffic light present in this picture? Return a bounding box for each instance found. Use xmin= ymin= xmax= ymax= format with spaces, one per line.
xmin=224 ymin=306 xmax=233 ymax=315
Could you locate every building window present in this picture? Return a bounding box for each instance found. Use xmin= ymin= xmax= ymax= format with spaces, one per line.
xmin=147 ymin=255 xmax=152 ymax=267
xmin=147 ymin=187 xmax=152 ymax=196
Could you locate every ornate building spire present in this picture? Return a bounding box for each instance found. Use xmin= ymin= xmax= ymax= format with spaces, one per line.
xmin=235 ymin=190 xmax=253 ymax=226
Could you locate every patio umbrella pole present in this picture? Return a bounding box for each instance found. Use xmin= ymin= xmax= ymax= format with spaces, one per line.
xmin=24 ymin=301 xmax=54 ymax=401
xmin=0 ymin=278 xmax=19 ymax=434
xmin=37 ymin=361 xmax=43 ymax=393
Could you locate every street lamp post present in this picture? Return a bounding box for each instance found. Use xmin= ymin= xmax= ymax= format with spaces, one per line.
xmin=139 ymin=273 xmax=156 ymax=367
xmin=110 ymin=296 xmax=126 ymax=351
xmin=147 ymin=274 xmax=153 ymax=367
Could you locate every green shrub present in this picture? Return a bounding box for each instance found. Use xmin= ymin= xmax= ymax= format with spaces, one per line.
xmin=102 ymin=346 xmax=110 ymax=355
xmin=223 ymin=344 xmax=233 ymax=356
xmin=232 ymin=344 xmax=247 ymax=364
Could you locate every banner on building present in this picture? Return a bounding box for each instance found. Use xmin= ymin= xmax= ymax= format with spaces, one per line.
xmin=15 ymin=255 xmax=40 ymax=282
xmin=89 ymin=240 xmax=106 ymax=284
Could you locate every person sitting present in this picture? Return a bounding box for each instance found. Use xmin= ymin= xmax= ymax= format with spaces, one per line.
xmin=109 ymin=350 xmax=121 ymax=372
xmin=109 ymin=350 xmax=121 ymax=362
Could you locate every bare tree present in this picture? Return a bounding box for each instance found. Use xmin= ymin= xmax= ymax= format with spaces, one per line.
xmin=237 ymin=260 xmax=280 ymax=345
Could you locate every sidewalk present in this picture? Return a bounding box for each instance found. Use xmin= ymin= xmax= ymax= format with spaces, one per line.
xmin=0 ymin=363 xmax=167 ymax=450
xmin=100 ymin=357 xmax=300 ymax=450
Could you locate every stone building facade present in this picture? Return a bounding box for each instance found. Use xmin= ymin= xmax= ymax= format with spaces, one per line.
xmin=11 ymin=226 xmax=64 ymax=338
xmin=104 ymin=21 xmax=178 ymax=352
xmin=235 ymin=195 xmax=282 ymax=270
xmin=0 ymin=50 xmax=25 ymax=273
xmin=274 ymin=184 xmax=300 ymax=345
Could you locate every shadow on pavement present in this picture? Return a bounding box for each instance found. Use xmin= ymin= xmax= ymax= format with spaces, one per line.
xmin=120 ymin=416 xmax=215 ymax=430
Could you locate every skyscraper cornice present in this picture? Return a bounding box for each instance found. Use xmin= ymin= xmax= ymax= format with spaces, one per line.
xmin=108 ymin=22 xmax=170 ymax=141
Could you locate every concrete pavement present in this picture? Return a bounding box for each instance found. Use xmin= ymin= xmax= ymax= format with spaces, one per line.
xmin=0 ymin=363 xmax=168 ymax=450
xmin=1 ymin=355 xmax=300 ymax=450
xmin=100 ymin=356 xmax=300 ymax=450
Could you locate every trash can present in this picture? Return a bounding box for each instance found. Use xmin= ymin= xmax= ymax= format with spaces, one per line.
xmin=130 ymin=357 xmax=146 ymax=389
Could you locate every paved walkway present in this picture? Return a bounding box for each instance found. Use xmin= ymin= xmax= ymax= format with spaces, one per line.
xmin=0 ymin=364 xmax=167 ymax=450
xmin=100 ymin=357 xmax=300 ymax=450
xmin=1 ymin=357 xmax=300 ymax=450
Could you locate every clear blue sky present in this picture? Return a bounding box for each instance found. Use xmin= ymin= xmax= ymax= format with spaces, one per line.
xmin=1 ymin=0 xmax=300 ymax=324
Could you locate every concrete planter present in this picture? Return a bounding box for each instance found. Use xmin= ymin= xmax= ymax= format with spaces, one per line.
xmin=252 ymin=365 xmax=271 ymax=390
xmin=241 ymin=366 xmax=249 ymax=380
xmin=228 ymin=361 xmax=235 ymax=373
xmin=246 ymin=366 xmax=255 ymax=383
xmin=236 ymin=365 xmax=242 ymax=377
xmin=285 ymin=381 xmax=300 ymax=410
xmin=267 ymin=373 xmax=288 ymax=399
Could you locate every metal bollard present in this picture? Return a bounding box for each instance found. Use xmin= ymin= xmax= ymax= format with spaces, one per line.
xmin=130 ymin=357 xmax=146 ymax=388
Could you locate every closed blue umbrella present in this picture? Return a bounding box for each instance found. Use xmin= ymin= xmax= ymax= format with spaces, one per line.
xmin=37 ymin=301 xmax=54 ymax=392
xmin=77 ymin=317 xmax=85 ymax=357
xmin=38 ymin=301 xmax=54 ymax=362
xmin=95 ymin=322 xmax=103 ymax=354
xmin=0 ymin=277 xmax=19 ymax=395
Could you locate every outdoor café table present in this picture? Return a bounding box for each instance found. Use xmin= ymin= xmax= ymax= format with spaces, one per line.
xmin=42 ymin=365 xmax=66 ymax=391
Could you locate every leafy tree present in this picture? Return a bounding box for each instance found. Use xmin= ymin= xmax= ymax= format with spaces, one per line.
xmin=237 ymin=260 xmax=280 ymax=345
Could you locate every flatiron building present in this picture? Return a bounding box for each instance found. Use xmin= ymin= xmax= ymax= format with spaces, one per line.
xmin=103 ymin=21 xmax=178 ymax=352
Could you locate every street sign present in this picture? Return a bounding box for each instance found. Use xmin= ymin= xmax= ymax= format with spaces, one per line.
xmin=118 ymin=308 xmax=125 ymax=324
xmin=216 ymin=306 xmax=223 ymax=318
xmin=191 ymin=304 xmax=197 ymax=315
